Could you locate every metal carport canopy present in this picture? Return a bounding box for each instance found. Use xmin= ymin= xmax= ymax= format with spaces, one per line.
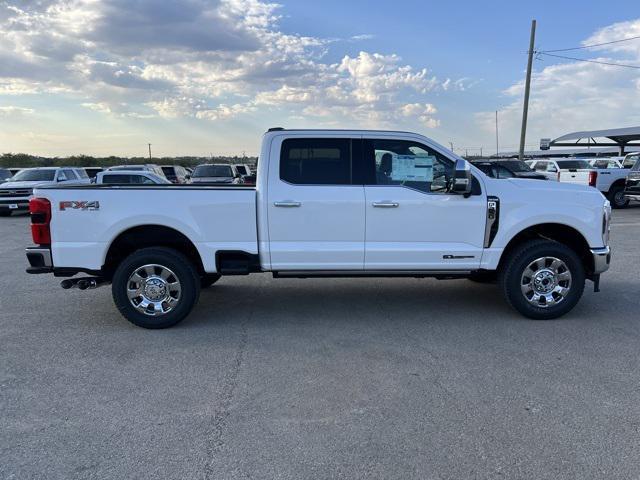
xmin=550 ymin=126 xmax=640 ymax=153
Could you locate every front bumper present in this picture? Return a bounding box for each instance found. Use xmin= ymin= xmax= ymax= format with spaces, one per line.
xmin=25 ymin=247 xmax=53 ymax=274
xmin=590 ymin=246 xmax=611 ymax=275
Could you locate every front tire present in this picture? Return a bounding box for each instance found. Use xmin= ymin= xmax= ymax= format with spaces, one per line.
xmin=608 ymin=185 xmax=629 ymax=209
xmin=500 ymin=240 xmax=585 ymax=320
xmin=112 ymin=247 xmax=201 ymax=329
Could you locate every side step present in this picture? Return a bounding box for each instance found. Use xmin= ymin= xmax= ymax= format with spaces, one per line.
xmin=272 ymin=270 xmax=472 ymax=279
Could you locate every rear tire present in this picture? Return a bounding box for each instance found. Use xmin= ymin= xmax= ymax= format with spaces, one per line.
xmin=112 ymin=247 xmax=200 ymax=329
xmin=201 ymin=273 xmax=221 ymax=288
xmin=608 ymin=185 xmax=629 ymax=209
xmin=499 ymin=240 xmax=585 ymax=320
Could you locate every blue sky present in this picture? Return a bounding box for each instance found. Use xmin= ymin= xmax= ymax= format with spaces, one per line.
xmin=1 ymin=0 xmax=639 ymax=157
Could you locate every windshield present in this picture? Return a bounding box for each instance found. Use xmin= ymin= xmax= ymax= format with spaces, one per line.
xmin=161 ymin=167 xmax=176 ymax=176
xmin=632 ymin=160 xmax=640 ymax=172
xmin=11 ymin=169 xmax=56 ymax=181
xmin=194 ymin=165 xmax=233 ymax=177
xmin=498 ymin=160 xmax=531 ymax=172
xmin=556 ymin=160 xmax=592 ymax=169
xmin=0 ymin=169 xmax=11 ymax=179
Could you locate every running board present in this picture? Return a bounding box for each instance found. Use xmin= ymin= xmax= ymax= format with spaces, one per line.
xmin=272 ymin=270 xmax=472 ymax=279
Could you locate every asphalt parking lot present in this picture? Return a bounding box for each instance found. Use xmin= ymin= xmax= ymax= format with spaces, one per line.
xmin=1 ymin=207 xmax=640 ymax=480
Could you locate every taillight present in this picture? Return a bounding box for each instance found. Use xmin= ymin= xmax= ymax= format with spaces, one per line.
xmin=588 ymin=170 xmax=598 ymax=187
xmin=29 ymin=197 xmax=51 ymax=245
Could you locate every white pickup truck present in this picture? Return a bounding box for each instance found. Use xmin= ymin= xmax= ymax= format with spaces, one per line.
xmin=528 ymin=158 xmax=629 ymax=208
xmin=25 ymin=129 xmax=612 ymax=328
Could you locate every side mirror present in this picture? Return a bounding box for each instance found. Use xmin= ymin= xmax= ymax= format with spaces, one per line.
xmin=450 ymin=159 xmax=473 ymax=196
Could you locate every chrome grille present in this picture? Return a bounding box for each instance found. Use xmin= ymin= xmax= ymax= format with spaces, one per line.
xmin=0 ymin=189 xmax=32 ymax=197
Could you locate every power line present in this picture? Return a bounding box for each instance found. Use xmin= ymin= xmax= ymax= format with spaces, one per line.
xmin=540 ymin=34 xmax=640 ymax=53
xmin=536 ymin=51 xmax=640 ymax=69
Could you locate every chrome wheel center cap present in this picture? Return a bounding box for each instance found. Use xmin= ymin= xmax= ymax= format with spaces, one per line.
xmin=533 ymin=269 xmax=556 ymax=294
xmin=143 ymin=278 xmax=167 ymax=301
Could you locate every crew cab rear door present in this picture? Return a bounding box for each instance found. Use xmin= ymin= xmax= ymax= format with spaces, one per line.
xmin=361 ymin=136 xmax=486 ymax=270
xmin=266 ymin=135 xmax=365 ymax=270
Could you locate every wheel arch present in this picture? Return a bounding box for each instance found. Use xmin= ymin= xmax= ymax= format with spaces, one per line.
xmin=497 ymin=223 xmax=594 ymax=275
xmin=102 ymin=224 xmax=205 ymax=279
xmin=607 ymin=178 xmax=627 ymax=193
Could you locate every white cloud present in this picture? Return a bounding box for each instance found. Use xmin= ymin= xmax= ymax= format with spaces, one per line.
xmin=0 ymin=0 xmax=467 ymax=131
xmin=476 ymin=18 xmax=640 ymax=150
xmin=0 ymin=106 xmax=35 ymax=116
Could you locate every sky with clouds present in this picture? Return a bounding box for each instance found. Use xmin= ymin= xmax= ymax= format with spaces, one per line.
xmin=1 ymin=0 xmax=639 ymax=157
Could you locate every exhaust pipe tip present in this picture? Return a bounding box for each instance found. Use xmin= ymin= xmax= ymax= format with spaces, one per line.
xmin=60 ymin=279 xmax=74 ymax=289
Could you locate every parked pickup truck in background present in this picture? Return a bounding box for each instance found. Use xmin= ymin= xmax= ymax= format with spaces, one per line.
xmin=527 ymin=158 xmax=630 ymax=208
xmin=624 ymin=156 xmax=640 ymax=202
xmin=25 ymin=129 xmax=611 ymax=328
xmin=94 ymin=170 xmax=171 ymax=185
xmin=1 ymin=167 xmax=89 ymax=216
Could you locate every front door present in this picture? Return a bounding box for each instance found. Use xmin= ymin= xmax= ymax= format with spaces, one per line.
xmin=362 ymin=137 xmax=486 ymax=270
xmin=267 ymin=136 xmax=365 ymax=270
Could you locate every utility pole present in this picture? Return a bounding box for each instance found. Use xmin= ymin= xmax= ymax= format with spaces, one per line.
xmin=495 ymin=111 xmax=499 ymax=157
xmin=480 ymin=147 xmax=483 ymax=158
xmin=519 ymin=19 xmax=536 ymax=161
xmin=449 ymin=142 xmax=454 ymax=153
xmin=148 ymin=143 xmax=152 ymax=160
xmin=465 ymin=149 xmax=468 ymax=158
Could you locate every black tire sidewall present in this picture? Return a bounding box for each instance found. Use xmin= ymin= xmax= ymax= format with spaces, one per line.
xmin=501 ymin=241 xmax=585 ymax=320
xmin=609 ymin=186 xmax=629 ymax=209
xmin=112 ymin=247 xmax=200 ymax=329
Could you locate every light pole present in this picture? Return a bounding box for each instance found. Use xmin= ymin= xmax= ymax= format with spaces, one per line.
xmin=519 ymin=19 xmax=537 ymax=161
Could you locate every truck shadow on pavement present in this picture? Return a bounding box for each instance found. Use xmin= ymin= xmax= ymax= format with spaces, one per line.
xmin=185 ymin=278 xmax=539 ymax=330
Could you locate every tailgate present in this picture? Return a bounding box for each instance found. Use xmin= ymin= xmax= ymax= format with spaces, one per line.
xmin=558 ymin=169 xmax=592 ymax=185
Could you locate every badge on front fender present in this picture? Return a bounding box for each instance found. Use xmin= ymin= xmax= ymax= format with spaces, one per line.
xmin=59 ymin=201 xmax=100 ymax=211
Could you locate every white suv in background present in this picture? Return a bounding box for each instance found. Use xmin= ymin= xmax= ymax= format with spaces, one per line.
xmin=0 ymin=167 xmax=89 ymax=216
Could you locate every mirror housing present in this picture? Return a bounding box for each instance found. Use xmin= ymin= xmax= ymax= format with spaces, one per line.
xmin=449 ymin=159 xmax=473 ymax=196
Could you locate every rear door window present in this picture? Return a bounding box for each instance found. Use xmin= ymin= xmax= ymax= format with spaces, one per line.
xmin=280 ymin=138 xmax=352 ymax=185
xmin=103 ymin=175 xmax=132 ymax=184
xmin=61 ymin=169 xmax=77 ymax=180
xmin=533 ymin=161 xmax=547 ymax=171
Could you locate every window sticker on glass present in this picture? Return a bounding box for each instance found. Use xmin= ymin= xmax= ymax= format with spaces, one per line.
xmin=391 ymin=155 xmax=434 ymax=182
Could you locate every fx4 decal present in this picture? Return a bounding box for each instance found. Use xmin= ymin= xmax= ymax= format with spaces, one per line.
xmin=59 ymin=201 xmax=100 ymax=211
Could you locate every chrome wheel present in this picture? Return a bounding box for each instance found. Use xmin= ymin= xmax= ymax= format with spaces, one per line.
xmin=520 ymin=256 xmax=572 ymax=308
xmin=126 ymin=264 xmax=182 ymax=316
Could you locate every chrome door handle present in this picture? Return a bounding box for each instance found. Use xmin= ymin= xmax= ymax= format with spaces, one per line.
xmin=274 ymin=201 xmax=301 ymax=207
xmin=372 ymin=202 xmax=399 ymax=208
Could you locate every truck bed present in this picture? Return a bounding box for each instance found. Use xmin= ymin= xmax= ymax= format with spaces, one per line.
xmin=33 ymin=184 xmax=259 ymax=272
